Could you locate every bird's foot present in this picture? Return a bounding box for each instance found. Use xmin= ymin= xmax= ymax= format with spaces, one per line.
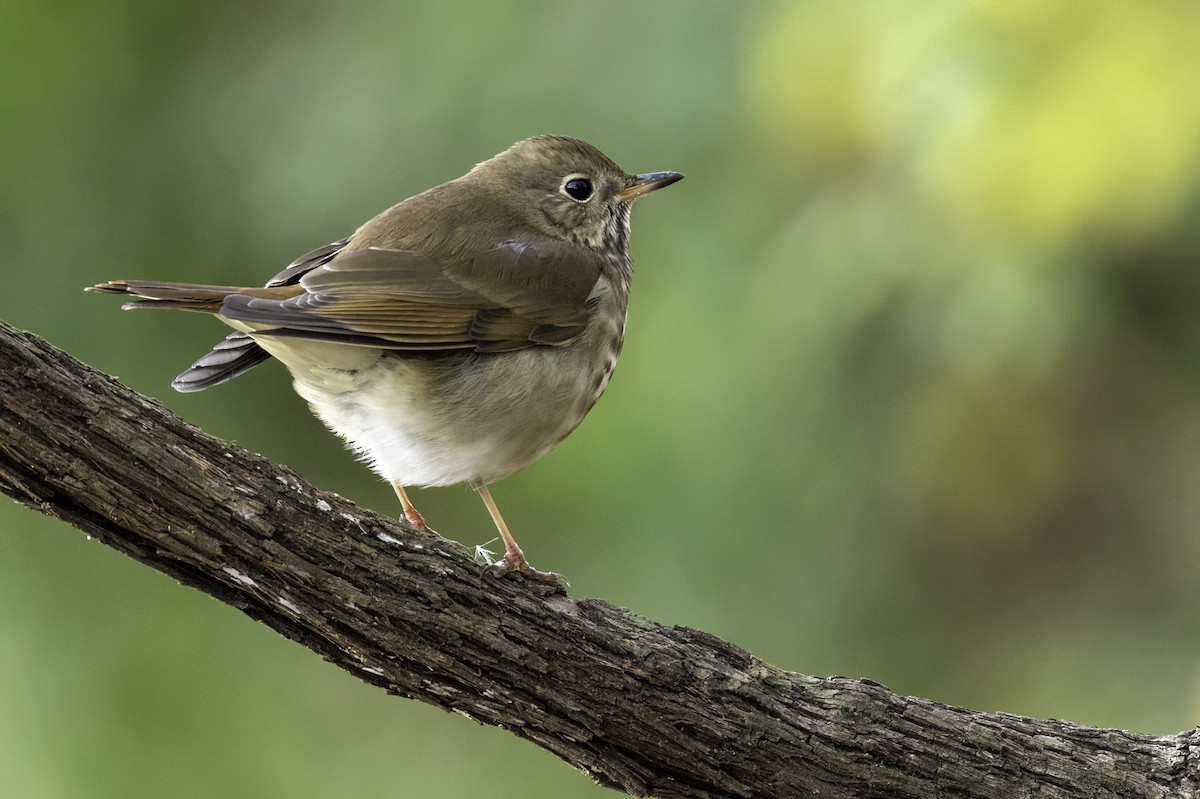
xmin=482 ymin=551 xmax=563 ymax=585
xmin=401 ymin=506 xmax=429 ymax=533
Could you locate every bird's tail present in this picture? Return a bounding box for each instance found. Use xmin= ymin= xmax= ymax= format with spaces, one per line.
xmin=87 ymin=280 xmax=243 ymax=313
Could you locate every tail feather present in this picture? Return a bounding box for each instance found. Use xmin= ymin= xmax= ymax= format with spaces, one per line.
xmin=90 ymin=280 xmax=277 ymax=391
xmin=172 ymin=332 xmax=271 ymax=393
xmin=87 ymin=280 xmax=242 ymax=313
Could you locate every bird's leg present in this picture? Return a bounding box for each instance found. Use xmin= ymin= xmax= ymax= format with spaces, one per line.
xmin=392 ymin=483 xmax=429 ymax=532
xmin=471 ymin=480 xmax=560 ymax=583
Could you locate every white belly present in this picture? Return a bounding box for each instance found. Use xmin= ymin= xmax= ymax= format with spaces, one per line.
xmin=249 ymin=331 xmax=618 ymax=488
xmin=311 ymin=349 xmax=602 ymax=486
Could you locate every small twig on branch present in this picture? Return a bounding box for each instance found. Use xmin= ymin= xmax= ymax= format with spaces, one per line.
xmin=0 ymin=319 xmax=1195 ymax=798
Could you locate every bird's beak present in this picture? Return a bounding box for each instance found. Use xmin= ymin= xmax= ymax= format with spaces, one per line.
xmin=617 ymin=171 xmax=684 ymax=201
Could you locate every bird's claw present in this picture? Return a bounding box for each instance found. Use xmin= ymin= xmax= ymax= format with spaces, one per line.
xmin=483 ymin=553 xmax=563 ymax=585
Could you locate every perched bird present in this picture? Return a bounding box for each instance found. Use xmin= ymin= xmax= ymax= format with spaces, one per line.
xmin=90 ymin=135 xmax=682 ymax=582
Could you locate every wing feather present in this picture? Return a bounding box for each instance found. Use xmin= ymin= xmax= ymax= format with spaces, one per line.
xmin=218 ymin=239 xmax=602 ymax=352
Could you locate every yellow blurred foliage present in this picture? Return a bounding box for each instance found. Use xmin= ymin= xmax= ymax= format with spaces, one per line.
xmin=748 ymin=0 xmax=1200 ymax=247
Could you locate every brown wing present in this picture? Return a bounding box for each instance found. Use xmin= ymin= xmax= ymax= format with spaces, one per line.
xmin=170 ymin=238 xmax=352 ymax=391
xmin=264 ymin=237 xmax=351 ymax=287
xmin=218 ymin=239 xmax=602 ymax=353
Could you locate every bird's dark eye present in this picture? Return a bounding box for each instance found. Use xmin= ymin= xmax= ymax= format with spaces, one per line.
xmin=561 ymin=176 xmax=593 ymax=202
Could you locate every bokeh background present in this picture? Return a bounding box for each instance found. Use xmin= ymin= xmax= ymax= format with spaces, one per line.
xmin=4 ymin=1 xmax=1200 ymax=796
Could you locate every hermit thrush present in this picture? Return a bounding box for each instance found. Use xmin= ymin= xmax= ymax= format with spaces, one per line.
xmin=90 ymin=135 xmax=682 ymax=582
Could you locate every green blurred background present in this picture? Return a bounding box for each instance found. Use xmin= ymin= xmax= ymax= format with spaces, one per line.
xmin=4 ymin=1 xmax=1200 ymax=795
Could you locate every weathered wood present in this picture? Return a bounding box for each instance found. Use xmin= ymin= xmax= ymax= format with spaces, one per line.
xmin=0 ymin=318 xmax=1195 ymax=798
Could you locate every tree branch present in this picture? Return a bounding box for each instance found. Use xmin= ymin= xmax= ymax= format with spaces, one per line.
xmin=0 ymin=319 xmax=1195 ymax=798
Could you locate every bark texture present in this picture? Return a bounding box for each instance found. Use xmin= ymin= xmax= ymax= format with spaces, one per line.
xmin=0 ymin=319 xmax=1197 ymax=798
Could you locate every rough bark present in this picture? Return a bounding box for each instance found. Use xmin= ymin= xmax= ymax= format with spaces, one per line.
xmin=0 ymin=318 xmax=1196 ymax=798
